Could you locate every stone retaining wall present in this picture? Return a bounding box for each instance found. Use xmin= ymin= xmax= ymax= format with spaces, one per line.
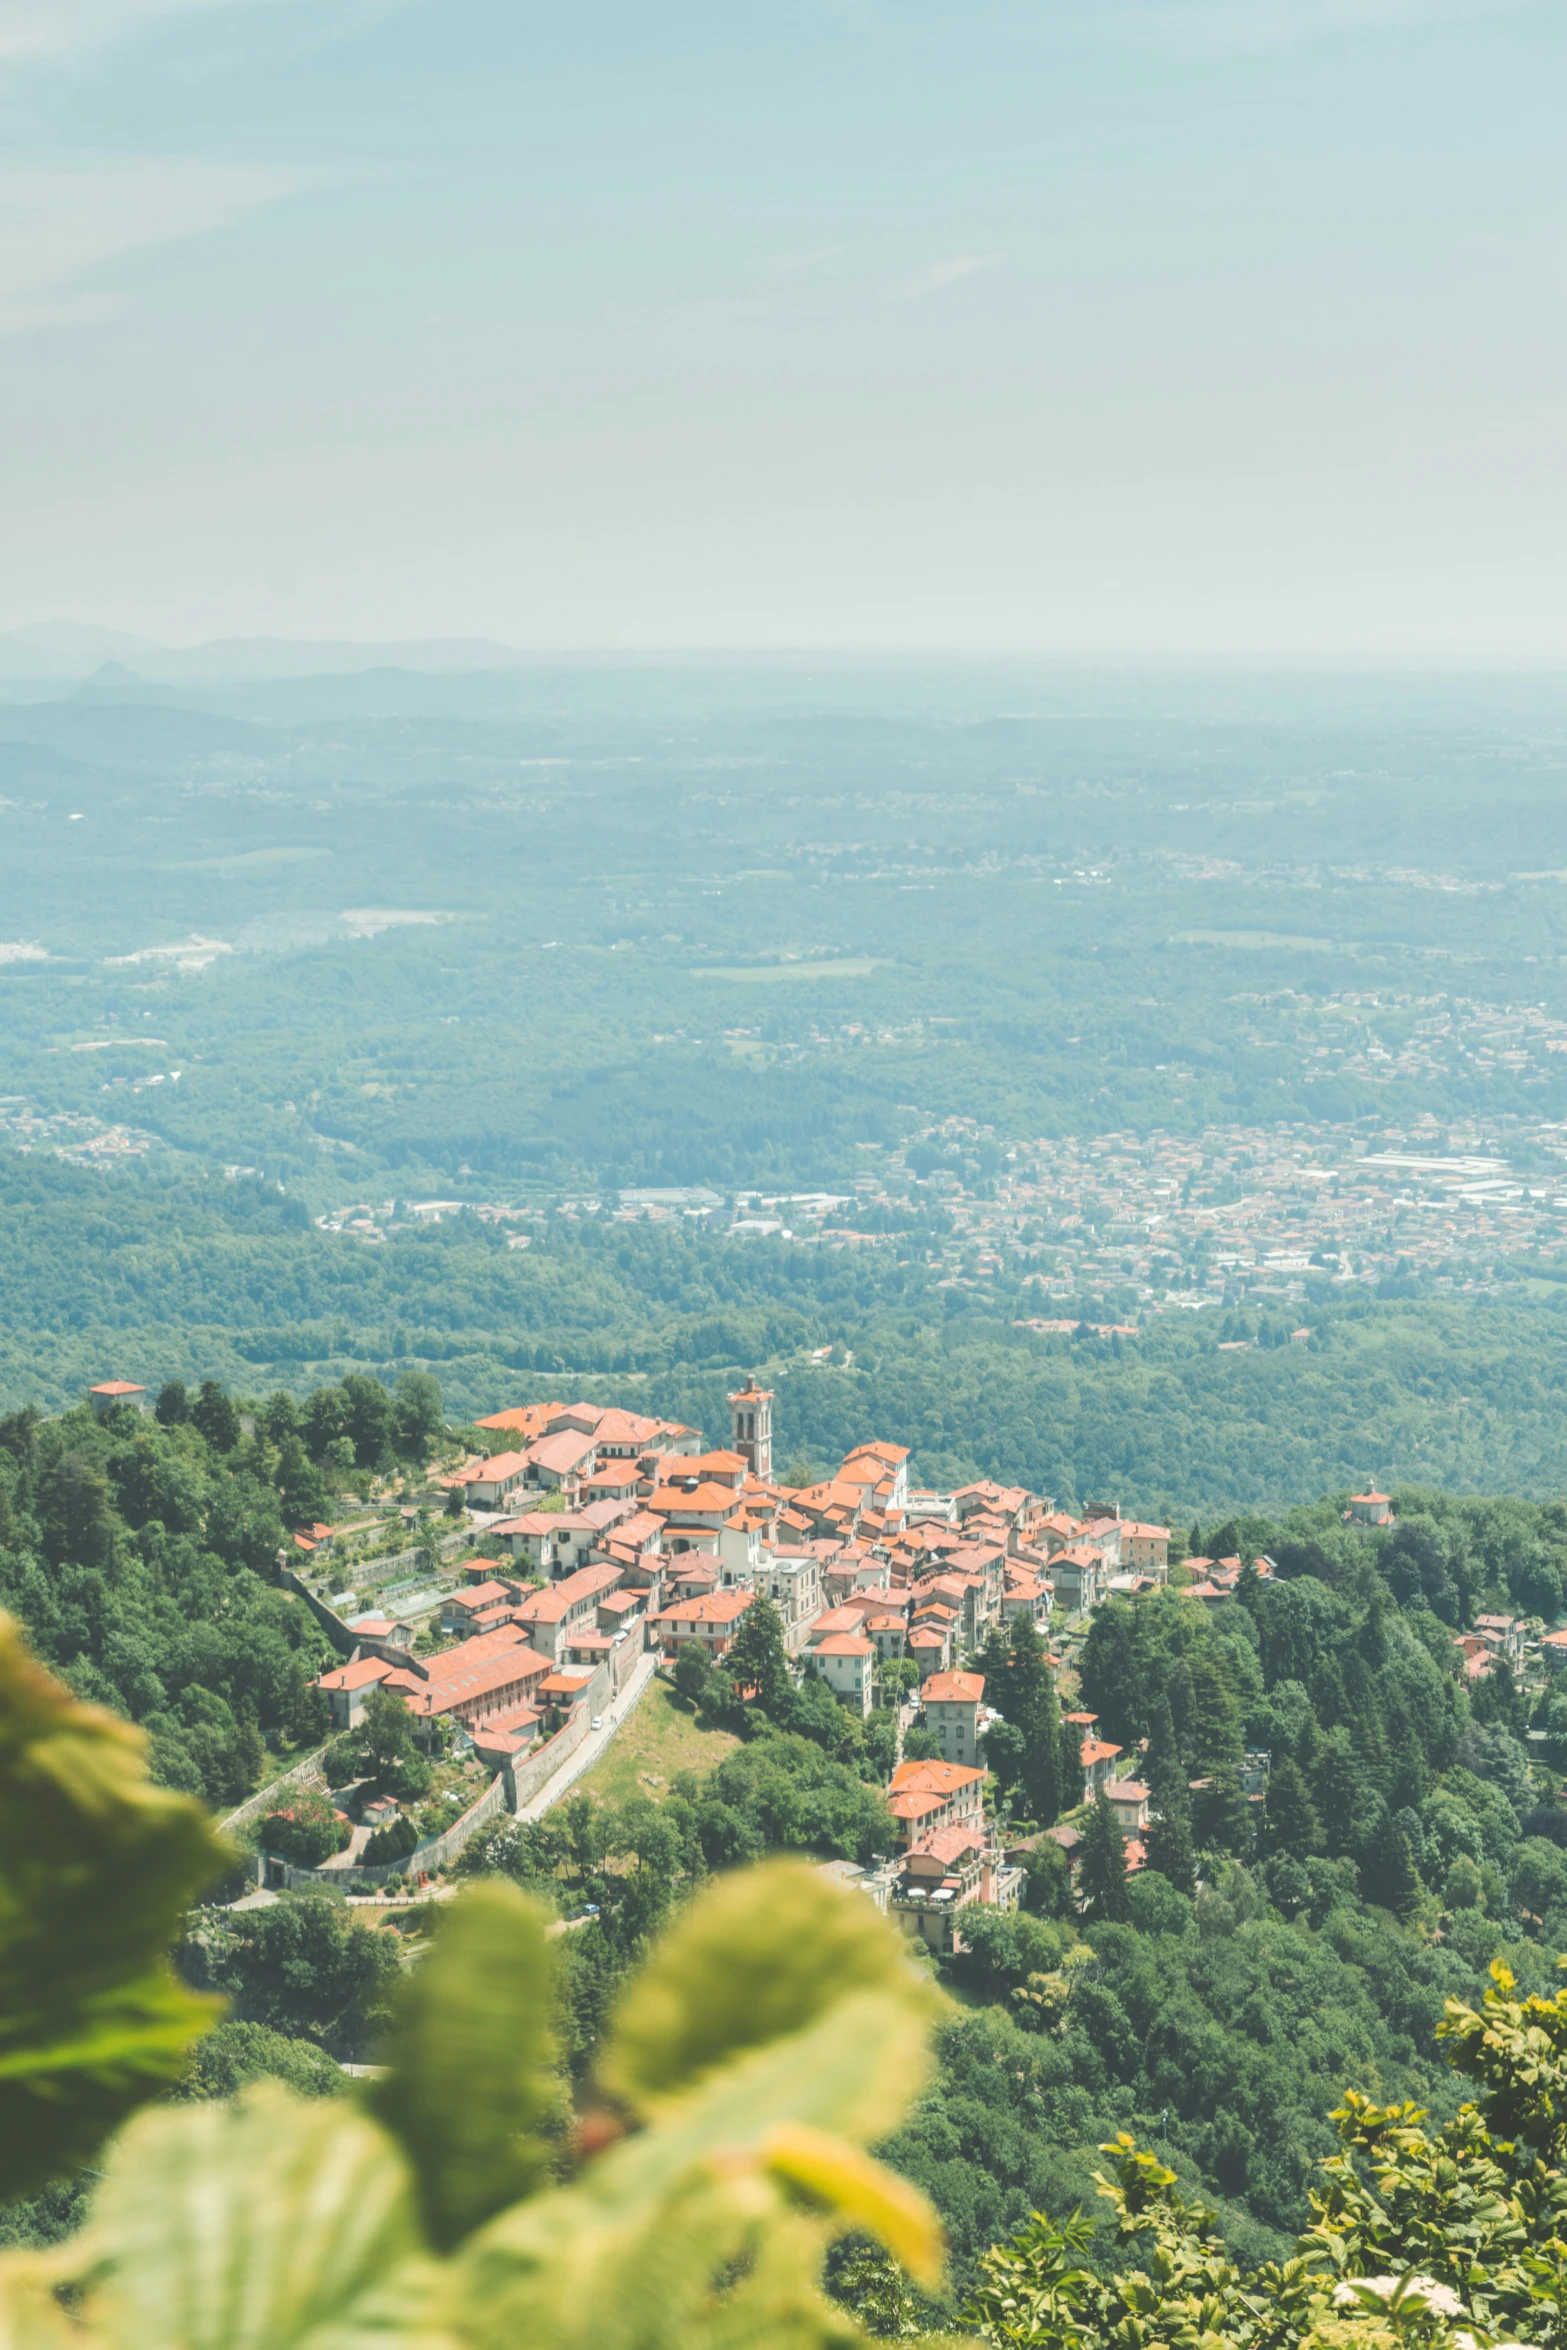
xmin=273 ymin=1762 xmax=511 ymax=1893
xmin=220 ymin=1745 xmax=328 ymax=1836
xmin=502 ymin=1710 xmax=593 ymax=1812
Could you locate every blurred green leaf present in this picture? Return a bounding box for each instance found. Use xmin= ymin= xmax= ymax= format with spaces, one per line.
xmin=455 ymin=1864 xmax=944 ymax=2350
xmin=595 ymin=1857 xmax=936 ymax=2117
xmin=455 ymin=2155 xmax=853 ymax=2350
xmin=0 ymin=1609 xmax=228 ymax=2198
xmin=0 ymin=2249 xmax=84 ymax=2350
xmin=82 ymin=2083 xmax=420 ymax=2350
xmin=366 ymin=1881 xmax=562 ymax=2252
xmin=758 ymin=2125 xmax=943 ymax=2287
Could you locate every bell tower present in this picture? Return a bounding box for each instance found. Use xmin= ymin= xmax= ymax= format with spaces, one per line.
xmin=728 ymin=1373 xmax=773 ymax=1482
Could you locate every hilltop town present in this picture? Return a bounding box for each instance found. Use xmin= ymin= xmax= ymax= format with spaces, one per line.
xmin=275 ymin=1372 xmax=1193 ymax=1936
xmin=84 ymin=1362 xmax=1547 ymax=1943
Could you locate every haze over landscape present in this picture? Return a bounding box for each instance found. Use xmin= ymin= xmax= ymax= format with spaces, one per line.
xmin=4 ymin=0 xmax=1567 ymax=654
xmin=10 ymin=2 xmax=1567 ymax=2339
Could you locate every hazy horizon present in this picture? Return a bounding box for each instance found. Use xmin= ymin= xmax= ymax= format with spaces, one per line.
xmin=3 ymin=1 xmax=1565 ymax=659
xmin=8 ymin=623 xmax=1567 ymax=684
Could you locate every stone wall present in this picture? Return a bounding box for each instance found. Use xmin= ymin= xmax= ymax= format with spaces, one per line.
xmin=278 ymin=1569 xmax=358 ymax=1656
xmin=273 ymin=1762 xmax=511 ymax=1893
xmin=221 ymin=1744 xmax=328 ymax=1837
xmin=260 ymin=1630 xmax=644 ymax=1892
xmin=502 ymin=1710 xmax=594 ymax=1812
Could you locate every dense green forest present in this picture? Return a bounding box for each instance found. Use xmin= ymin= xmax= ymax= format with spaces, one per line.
xmin=0 ymin=1374 xmax=451 ymax=1804
xmin=11 ymin=1153 xmax=1567 ymax=1508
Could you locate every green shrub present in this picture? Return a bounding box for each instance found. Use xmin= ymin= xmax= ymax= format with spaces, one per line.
xmin=259 ymin=1789 xmax=351 ymax=1866
xmin=364 ymin=1814 xmax=420 ymax=1866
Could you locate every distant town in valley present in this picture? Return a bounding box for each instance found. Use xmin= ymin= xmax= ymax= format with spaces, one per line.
xmin=305 ymin=1096 xmax=1567 ymax=1326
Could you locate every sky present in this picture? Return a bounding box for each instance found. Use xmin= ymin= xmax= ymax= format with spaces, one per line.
xmin=0 ymin=0 xmax=1564 ymax=656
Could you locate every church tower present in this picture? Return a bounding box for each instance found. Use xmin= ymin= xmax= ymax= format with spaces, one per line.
xmin=728 ymin=1374 xmax=774 ymax=1482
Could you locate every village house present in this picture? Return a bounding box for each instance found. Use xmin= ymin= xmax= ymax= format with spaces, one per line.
xmin=597 ymin=1587 xmax=646 ymax=1636
xmin=841 ymin=1439 xmax=910 ymax=1513
xmin=885 ymin=1758 xmax=987 ymax=1849
xmin=1455 ymin=1632 xmax=1494 ymax=1683
xmin=864 ymin=1609 xmax=908 ymax=1662
xmin=756 ymin=1551 xmax=825 ymax=1648
xmin=317 ymin=1623 xmax=553 ymax=1737
xmin=1474 ymin=1613 xmax=1524 ymax=1664
xmin=88 ymin=1380 xmax=152 ymax=1418
xmin=1000 ymin=1565 xmax=1052 ymax=1628
xmin=1080 ymin=1733 xmax=1123 ymax=1801
xmin=1107 ymin=1779 xmax=1150 ymax=1833
xmin=1049 ymin=1545 xmax=1106 ymax=1614
xmin=649 ymin=1588 xmax=756 ymax=1659
xmin=487 ymin=1510 xmax=575 ymax=1575
xmin=536 ymin=1667 xmax=597 ymax=1718
xmin=462 ymin=1451 xmax=531 ymax=1510
xmin=920 ymin=1669 xmax=985 ymax=1766
xmin=474 ymin=1401 xmax=562 ymax=1443
xmin=512 ymin=1561 xmax=626 ymax=1659
xmin=1118 ymin=1522 xmax=1171 ymax=1580
xmin=1032 ymin=1511 xmax=1084 ymax=1557
xmin=525 ymin=1429 xmax=598 ymax=1498
xmin=811 ymin=1631 xmax=876 ymax=1718
xmin=440 ymin=1580 xmax=525 ymax=1637
xmin=907 ymin=1620 xmax=954 ymax=1675
xmin=891 ymin=1819 xmax=1023 ymax=1952
xmin=579 ymin=1456 xmax=645 ymax=1507
xmin=953 ymin=1481 xmax=1036 ymax=1537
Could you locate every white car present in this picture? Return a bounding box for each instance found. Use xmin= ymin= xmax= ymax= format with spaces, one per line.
xmin=591 ymin=1715 xmax=604 ymax=1731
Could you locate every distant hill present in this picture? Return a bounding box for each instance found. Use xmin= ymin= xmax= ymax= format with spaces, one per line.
xmin=0 ymin=625 xmax=532 ymax=682
xmin=0 ymin=695 xmax=271 ymax=764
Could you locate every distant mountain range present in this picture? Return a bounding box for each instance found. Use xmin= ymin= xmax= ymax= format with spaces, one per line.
xmin=0 ymin=622 xmax=533 ymax=682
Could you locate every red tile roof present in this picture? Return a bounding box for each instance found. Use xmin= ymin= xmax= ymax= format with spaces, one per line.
xmin=476 ymin=1402 xmax=563 ymax=1438
xmin=652 ymin=1591 xmax=756 ymax=1627
xmin=922 ymin=1670 xmax=984 ymax=1704
xmin=528 ymin=1431 xmax=598 ymax=1475
xmin=466 ymin=1450 xmax=529 ymax=1483
xmin=515 ymin=1563 xmax=623 ymax=1623
xmin=889 ymin=1759 xmax=986 ymax=1795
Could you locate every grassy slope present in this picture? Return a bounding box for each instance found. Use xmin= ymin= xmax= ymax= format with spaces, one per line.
xmin=577 ymin=1676 xmax=740 ymax=1806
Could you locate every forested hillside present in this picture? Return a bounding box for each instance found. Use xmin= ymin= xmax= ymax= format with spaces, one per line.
xmin=0 ymin=1375 xmax=447 ymax=1802
xmin=7 ymin=1372 xmax=1567 ymax=2280
xmin=11 ymin=1153 xmax=1567 ymax=1509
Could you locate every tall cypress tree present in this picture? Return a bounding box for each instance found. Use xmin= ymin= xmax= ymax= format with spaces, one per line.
xmin=1312 ymin=1726 xmax=1360 ymax=1858
xmin=1061 ymin=1713 xmax=1086 ymax=1813
xmin=1262 ymin=1757 xmax=1322 ymax=1860
xmin=1143 ymin=1692 xmax=1196 ymax=1897
xmin=1360 ymin=1801 xmax=1423 ymax=1922
xmin=1014 ymin=1616 xmax=1066 ymax=1828
xmin=1077 ymin=1792 xmax=1130 ymax=1921
xmin=726 ymin=1596 xmax=791 ymax=1711
xmin=1185 ymin=1656 xmax=1244 ymax=1779
xmin=980 ymin=1617 xmax=1064 ymax=1826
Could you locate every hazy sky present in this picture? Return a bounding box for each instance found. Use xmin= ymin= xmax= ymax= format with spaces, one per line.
xmin=1 ymin=0 xmax=1564 ymax=655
